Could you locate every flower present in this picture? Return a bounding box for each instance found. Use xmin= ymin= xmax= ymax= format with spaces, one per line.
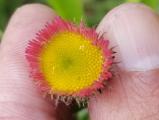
xmin=25 ymin=17 xmax=112 ymax=104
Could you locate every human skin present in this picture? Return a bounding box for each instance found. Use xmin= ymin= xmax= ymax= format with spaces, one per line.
xmin=89 ymin=3 xmax=159 ymax=120
xmin=0 ymin=3 xmax=159 ymax=120
xmin=0 ymin=4 xmax=73 ymax=120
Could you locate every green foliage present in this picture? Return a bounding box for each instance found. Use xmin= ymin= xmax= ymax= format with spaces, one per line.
xmin=126 ymin=0 xmax=159 ymax=10
xmin=0 ymin=29 xmax=3 ymax=39
xmin=84 ymin=0 xmax=125 ymax=27
xmin=142 ymin=0 xmax=159 ymax=10
xmin=47 ymin=0 xmax=85 ymax=23
xmin=76 ymin=108 xmax=89 ymax=120
xmin=127 ymin=0 xmax=141 ymax=2
xmin=0 ymin=0 xmax=159 ymax=119
xmin=0 ymin=0 xmax=24 ymax=30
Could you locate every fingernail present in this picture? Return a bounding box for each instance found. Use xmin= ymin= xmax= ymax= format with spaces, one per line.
xmin=97 ymin=3 xmax=159 ymax=71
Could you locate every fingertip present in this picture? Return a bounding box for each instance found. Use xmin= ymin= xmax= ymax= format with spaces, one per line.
xmin=0 ymin=4 xmax=58 ymax=119
xmin=5 ymin=3 xmax=56 ymax=33
xmin=89 ymin=3 xmax=159 ymax=120
xmin=1 ymin=3 xmax=56 ymax=55
xmin=96 ymin=3 xmax=154 ymax=33
xmin=97 ymin=3 xmax=159 ymax=71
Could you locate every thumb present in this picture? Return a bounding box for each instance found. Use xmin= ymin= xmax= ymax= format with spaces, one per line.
xmin=0 ymin=4 xmax=73 ymax=120
xmin=89 ymin=3 xmax=159 ymax=120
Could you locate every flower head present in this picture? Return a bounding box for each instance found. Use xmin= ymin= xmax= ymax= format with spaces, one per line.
xmin=25 ymin=17 xmax=112 ymax=104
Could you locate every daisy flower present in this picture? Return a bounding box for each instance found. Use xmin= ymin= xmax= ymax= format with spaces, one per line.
xmin=25 ymin=17 xmax=112 ymax=104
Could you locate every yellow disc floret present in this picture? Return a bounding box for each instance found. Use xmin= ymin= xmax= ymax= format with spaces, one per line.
xmin=39 ymin=31 xmax=104 ymax=94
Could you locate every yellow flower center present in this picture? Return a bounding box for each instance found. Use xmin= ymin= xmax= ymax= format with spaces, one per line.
xmin=40 ymin=32 xmax=104 ymax=94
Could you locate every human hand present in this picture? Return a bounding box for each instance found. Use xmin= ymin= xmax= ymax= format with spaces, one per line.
xmin=0 ymin=3 xmax=159 ymax=120
xmin=0 ymin=4 xmax=73 ymax=120
xmin=89 ymin=3 xmax=159 ymax=120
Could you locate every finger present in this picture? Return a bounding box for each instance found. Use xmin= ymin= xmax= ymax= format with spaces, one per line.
xmin=0 ymin=4 xmax=72 ymax=120
xmin=89 ymin=3 xmax=159 ymax=120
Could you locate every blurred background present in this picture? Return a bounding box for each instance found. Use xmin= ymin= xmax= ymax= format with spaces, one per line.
xmin=0 ymin=0 xmax=158 ymax=120
xmin=0 ymin=0 xmax=159 ymax=40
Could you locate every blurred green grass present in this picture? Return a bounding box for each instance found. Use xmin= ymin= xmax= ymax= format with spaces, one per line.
xmin=0 ymin=0 xmax=159 ymax=120
xmin=0 ymin=0 xmax=158 ymax=32
xmin=47 ymin=0 xmax=85 ymax=23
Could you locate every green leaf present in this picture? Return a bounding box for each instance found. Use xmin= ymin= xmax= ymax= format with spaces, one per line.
xmin=47 ymin=0 xmax=85 ymax=23
xmin=142 ymin=0 xmax=159 ymax=10
xmin=0 ymin=0 xmax=7 ymax=30
xmin=0 ymin=29 xmax=3 ymax=40
xmin=76 ymin=108 xmax=89 ymax=120
xmin=126 ymin=0 xmax=159 ymax=10
xmin=126 ymin=0 xmax=141 ymax=2
xmin=0 ymin=0 xmax=24 ymax=30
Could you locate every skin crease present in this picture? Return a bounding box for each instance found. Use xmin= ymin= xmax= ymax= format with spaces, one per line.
xmin=89 ymin=3 xmax=159 ymax=120
xmin=0 ymin=2 xmax=159 ymax=120
xmin=0 ymin=4 xmax=74 ymax=120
